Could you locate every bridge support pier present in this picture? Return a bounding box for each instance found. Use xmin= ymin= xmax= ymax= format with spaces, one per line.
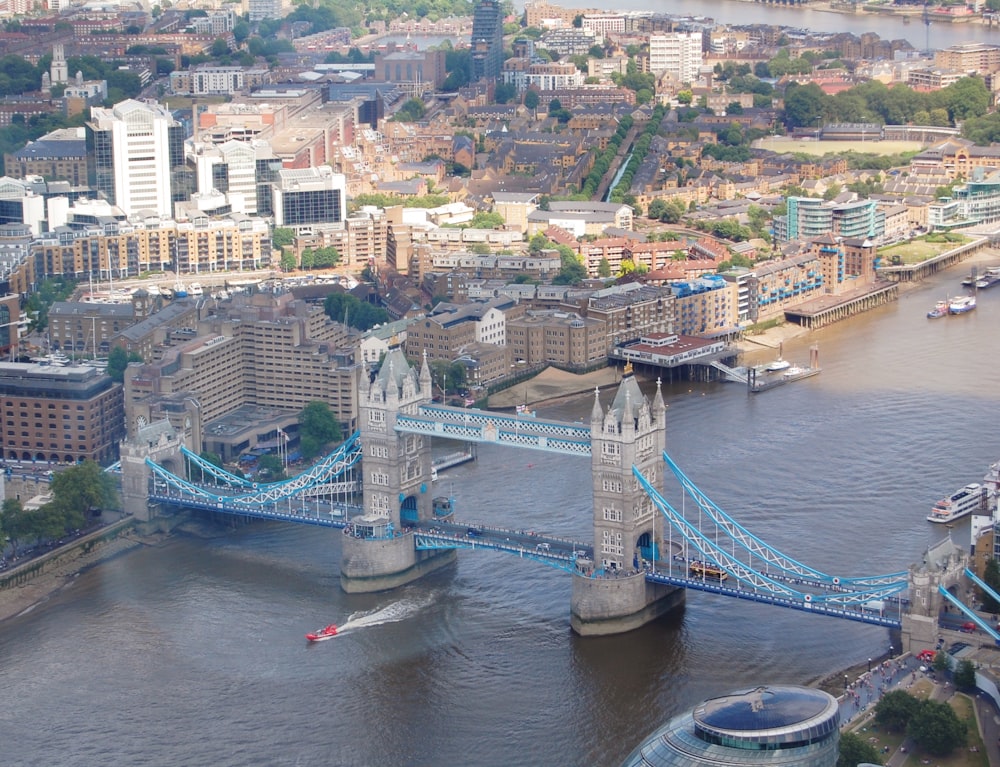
xmin=570 ymin=573 xmax=684 ymax=636
xmin=340 ymin=532 xmax=455 ymax=593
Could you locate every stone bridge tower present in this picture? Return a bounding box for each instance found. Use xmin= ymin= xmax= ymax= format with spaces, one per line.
xmin=901 ymin=534 xmax=970 ymax=653
xmin=119 ymin=420 xmax=184 ymax=523
xmin=341 ymin=345 xmax=455 ymax=592
xmin=571 ymin=365 xmax=684 ymax=635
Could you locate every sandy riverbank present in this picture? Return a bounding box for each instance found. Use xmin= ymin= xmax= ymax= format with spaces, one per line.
xmin=0 ymin=530 xmax=160 ymax=624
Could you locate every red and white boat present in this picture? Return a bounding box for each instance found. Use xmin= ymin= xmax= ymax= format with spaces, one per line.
xmin=306 ymin=624 xmax=338 ymax=642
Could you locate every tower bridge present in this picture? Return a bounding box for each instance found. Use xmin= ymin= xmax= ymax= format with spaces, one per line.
xmin=120 ymin=346 xmax=983 ymax=644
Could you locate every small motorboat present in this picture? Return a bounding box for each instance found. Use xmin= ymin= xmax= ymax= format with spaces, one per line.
xmin=927 ymin=300 xmax=948 ymax=319
xmin=306 ymin=624 xmax=338 ymax=642
xmin=765 ymin=359 xmax=790 ymax=372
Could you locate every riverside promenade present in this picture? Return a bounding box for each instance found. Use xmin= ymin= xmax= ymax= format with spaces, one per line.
xmin=836 ymin=653 xmax=1000 ymax=766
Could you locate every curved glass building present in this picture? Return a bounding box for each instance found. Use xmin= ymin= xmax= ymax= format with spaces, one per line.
xmin=621 ymin=685 xmax=840 ymax=767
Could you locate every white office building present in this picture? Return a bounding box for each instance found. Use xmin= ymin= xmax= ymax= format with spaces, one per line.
xmin=649 ymin=31 xmax=703 ymax=84
xmin=88 ymin=100 xmax=184 ymax=218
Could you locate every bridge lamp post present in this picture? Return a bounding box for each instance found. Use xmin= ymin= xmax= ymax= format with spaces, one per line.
xmin=889 ymin=644 xmax=894 ymax=659
xmin=843 ymin=675 xmax=848 ymax=691
xmin=867 ymin=658 xmax=872 ymax=673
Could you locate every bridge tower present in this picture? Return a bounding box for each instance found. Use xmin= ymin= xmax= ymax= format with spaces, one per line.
xmin=901 ymin=535 xmax=970 ymax=653
xmin=341 ymin=344 xmax=455 ymax=592
xmin=119 ymin=420 xmax=185 ymax=524
xmin=571 ymin=365 xmax=683 ymax=635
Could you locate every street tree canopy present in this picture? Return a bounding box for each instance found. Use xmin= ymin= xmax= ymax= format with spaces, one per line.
xmin=298 ymin=401 xmax=342 ymax=459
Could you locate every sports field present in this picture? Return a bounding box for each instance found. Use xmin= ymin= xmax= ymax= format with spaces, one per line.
xmin=752 ymin=137 xmax=924 ymax=156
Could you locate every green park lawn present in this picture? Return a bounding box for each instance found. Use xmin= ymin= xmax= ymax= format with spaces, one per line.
xmin=878 ymin=235 xmax=971 ymax=265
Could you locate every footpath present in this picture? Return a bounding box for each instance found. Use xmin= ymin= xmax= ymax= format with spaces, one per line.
xmin=835 ymin=653 xmax=999 ymax=766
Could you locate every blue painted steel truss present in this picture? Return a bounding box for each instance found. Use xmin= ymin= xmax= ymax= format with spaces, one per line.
xmin=395 ymin=405 xmax=591 ymax=456
xmin=148 ymin=431 xmax=363 ymax=511
xmin=661 ymin=451 xmax=908 ymax=588
xmin=635 ymin=462 xmax=908 ymax=618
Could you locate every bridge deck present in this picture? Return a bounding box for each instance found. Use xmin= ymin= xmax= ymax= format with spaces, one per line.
xmin=395 ymin=405 xmax=592 ymax=456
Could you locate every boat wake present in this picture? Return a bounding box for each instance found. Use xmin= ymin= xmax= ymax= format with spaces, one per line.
xmin=335 ymin=594 xmax=434 ymax=636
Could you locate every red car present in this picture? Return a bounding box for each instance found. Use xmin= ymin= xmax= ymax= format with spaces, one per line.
xmin=960 ymin=621 xmax=977 ymax=633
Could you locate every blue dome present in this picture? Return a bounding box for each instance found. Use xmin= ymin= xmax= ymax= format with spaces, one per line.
xmin=695 ymin=686 xmax=830 ymax=733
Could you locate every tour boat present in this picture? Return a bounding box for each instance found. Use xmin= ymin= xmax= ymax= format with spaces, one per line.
xmin=975 ymin=267 xmax=1000 ymax=290
xmin=927 ymin=300 xmax=948 ymax=319
xmin=306 ymin=624 xmax=338 ymax=642
xmin=927 ymin=483 xmax=985 ymax=524
xmin=948 ymin=295 xmax=976 ymax=314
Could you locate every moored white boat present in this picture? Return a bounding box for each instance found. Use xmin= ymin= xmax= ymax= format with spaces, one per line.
xmin=927 ymin=482 xmax=986 ymax=523
xmin=948 ymin=295 xmax=976 ymax=314
xmin=765 ymin=359 xmax=790 ymax=372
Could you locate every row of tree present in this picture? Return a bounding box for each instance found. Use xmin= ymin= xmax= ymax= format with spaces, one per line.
xmin=1 ymin=462 xmax=119 ymax=557
xmin=784 ymin=76 xmax=990 ymax=129
xmin=580 ymin=115 xmax=635 ymax=199
xmin=609 ymin=105 xmax=668 ymax=204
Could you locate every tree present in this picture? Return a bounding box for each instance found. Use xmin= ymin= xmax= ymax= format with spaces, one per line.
xmin=311 ymin=246 xmax=341 ymax=268
xmin=874 ymin=689 xmax=920 ymax=733
xmin=324 ymin=292 xmax=389 ymax=331
xmin=552 ymin=246 xmax=587 ymax=285
xmin=783 ymin=83 xmax=826 ymax=129
xmin=106 ymin=346 xmax=142 ymax=383
xmin=257 ymin=453 xmax=286 ymax=482
xmin=907 ymin=699 xmax=967 ymax=756
xmin=836 ymin=731 xmax=881 ymax=767
xmin=524 ymin=89 xmax=540 ymax=112
xmin=393 ymin=98 xmax=426 ymax=122
xmin=298 ymin=401 xmax=342 ymax=460
xmin=981 ymin=557 xmax=1000 ymax=613
xmin=953 ymin=658 xmax=977 ymax=691
xmin=1 ymin=498 xmax=27 ymax=556
xmin=280 ymin=251 xmax=297 ymax=272
xmin=211 ymin=37 xmax=230 ymax=57
xmin=50 ymin=460 xmax=120 ymax=518
xmin=272 ymin=227 xmax=294 ymax=250
xmin=597 ymin=257 xmax=612 ymax=278
xmin=494 ymin=82 xmax=516 ymax=104
xmin=233 ymin=21 xmax=250 ymax=44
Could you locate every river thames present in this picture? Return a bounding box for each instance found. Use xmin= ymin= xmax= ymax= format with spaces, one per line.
xmin=1 ymin=261 xmax=998 ymax=765
xmin=527 ymin=0 xmax=1000 ymax=51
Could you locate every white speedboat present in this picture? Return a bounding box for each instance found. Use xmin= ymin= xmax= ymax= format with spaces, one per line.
xmin=765 ymin=359 xmax=791 ymax=372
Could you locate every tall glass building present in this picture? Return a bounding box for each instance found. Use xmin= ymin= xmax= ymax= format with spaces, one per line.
xmin=471 ymin=0 xmax=504 ymax=82
xmin=622 ymin=685 xmax=840 ymax=767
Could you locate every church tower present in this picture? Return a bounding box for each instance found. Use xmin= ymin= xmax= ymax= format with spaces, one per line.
xmin=50 ymin=44 xmax=68 ymax=85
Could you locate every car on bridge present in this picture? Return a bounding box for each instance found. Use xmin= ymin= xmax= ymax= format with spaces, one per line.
xmin=466 ymin=527 xmax=481 ymax=537
xmin=536 ymin=543 xmax=550 ymax=551
xmin=960 ymin=621 xmax=977 ymax=633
